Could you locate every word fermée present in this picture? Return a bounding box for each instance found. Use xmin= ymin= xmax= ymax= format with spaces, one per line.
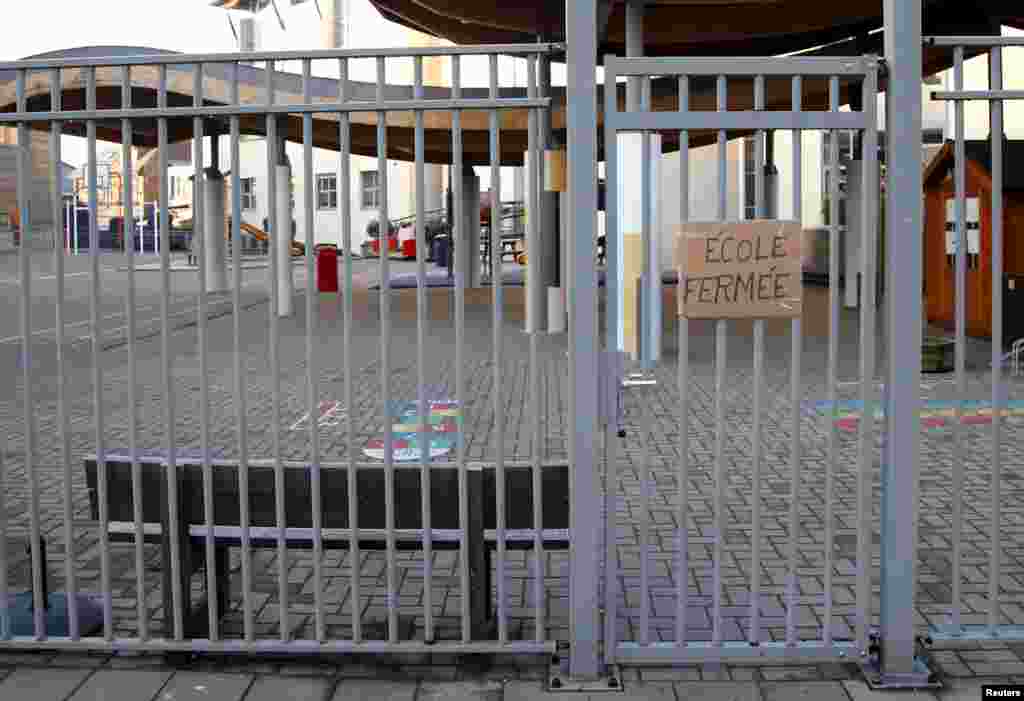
xmin=682 ymin=267 xmax=792 ymax=305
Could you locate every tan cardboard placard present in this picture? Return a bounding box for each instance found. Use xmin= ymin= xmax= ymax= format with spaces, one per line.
xmin=674 ymin=220 xmax=803 ymax=319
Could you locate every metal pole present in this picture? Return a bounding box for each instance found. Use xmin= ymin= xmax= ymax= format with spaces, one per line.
xmin=566 ymin=0 xmax=599 ymax=679
xmin=881 ymin=0 xmax=922 ymax=681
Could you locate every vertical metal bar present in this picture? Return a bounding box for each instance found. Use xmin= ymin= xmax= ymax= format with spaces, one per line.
xmin=229 ymin=60 xmax=254 ymax=644
xmin=640 ymin=76 xmax=653 ymax=368
xmin=950 ymin=46 xmax=966 ymax=634
xmin=602 ymin=56 xmax=620 ymax=662
xmin=16 ymin=68 xmax=45 ymax=641
xmin=51 ymin=67 xmax=79 ymax=641
xmin=676 ymin=73 xmax=690 ymax=648
xmin=302 ymin=57 xmax=325 ymax=644
xmin=157 ymin=64 xmax=184 ymax=640
xmin=488 ymin=52 xmax=508 ymax=645
xmin=527 ymin=53 xmax=545 ymax=644
xmin=376 ymin=55 xmax=399 ymax=644
xmin=749 ymin=74 xmax=766 ymax=646
xmin=823 ymin=75 xmax=840 ymax=645
xmin=638 ymin=58 xmax=653 ymax=649
xmin=192 ymin=62 xmax=219 ymax=641
xmin=566 ymin=0 xmax=600 ymax=676
xmin=265 ymin=59 xmax=289 ymax=643
xmin=988 ymin=44 xmax=1004 ymax=632
xmin=338 ymin=56 xmax=361 ymax=644
xmin=640 ymin=389 xmax=651 ymax=647
xmin=856 ymin=57 xmax=880 ymax=651
xmin=881 ymin=0 xmax=923 ymax=675
xmin=0 ymin=435 xmax=6 ymax=640
xmin=786 ymin=74 xmax=803 ymax=648
xmin=85 ymin=66 xmax=115 ymax=641
xmin=121 ymin=65 xmax=148 ymax=641
xmin=452 ymin=54 xmax=470 ymax=643
xmin=712 ymin=73 xmax=728 ymax=648
xmin=413 ymin=55 xmax=434 ymax=644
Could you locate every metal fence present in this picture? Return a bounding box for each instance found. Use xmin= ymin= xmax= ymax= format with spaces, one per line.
xmin=922 ymin=35 xmax=1024 ymax=647
xmin=602 ymin=55 xmax=882 ymax=665
xmin=1 ymin=31 xmax=1022 ymax=685
xmin=0 ymin=44 xmax=558 ymax=655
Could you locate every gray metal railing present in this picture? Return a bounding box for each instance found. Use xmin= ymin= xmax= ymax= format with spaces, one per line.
xmin=0 ymin=44 xmax=557 ymax=656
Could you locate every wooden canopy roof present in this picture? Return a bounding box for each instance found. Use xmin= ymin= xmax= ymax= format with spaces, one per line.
xmin=0 ymin=29 xmax=1017 ymax=166
xmin=367 ymin=0 xmax=1024 ymax=60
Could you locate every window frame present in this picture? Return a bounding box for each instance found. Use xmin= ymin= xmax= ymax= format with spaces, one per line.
xmin=316 ymin=173 xmax=338 ymax=210
xmin=361 ymin=170 xmax=380 ymax=211
xmin=240 ymin=177 xmax=256 ymax=210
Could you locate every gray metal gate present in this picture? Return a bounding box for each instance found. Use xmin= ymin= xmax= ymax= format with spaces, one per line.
xmin=0 ymin=44 xmax=561 ymax=655
xmin=601 ymin=55 xmax=882 ymax=664
xmin=922 ymin=35 xmax=1024 ymax=648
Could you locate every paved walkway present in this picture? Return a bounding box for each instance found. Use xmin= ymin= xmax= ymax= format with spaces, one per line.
xmin=1 ymin=650 xmax=1024 ymax=699
xmin=0 ymin=252 xmax=1023 ymax=675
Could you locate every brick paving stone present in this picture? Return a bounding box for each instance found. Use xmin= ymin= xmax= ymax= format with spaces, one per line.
xmin=762 ymin=681 xmax=849 ymax=701
xmin=158 ymin=672 xmax=253 ymax=701
xmin=243 ymin=676 xmax=334 ymax=701
xmin=68 ymin=669 xmax=172 ymax=701
xmin=330 ymin=679 xmax=416 ymax=701
xmin=843 ymin=679 xmax=939 ymax=700
xmin=0 ymin=668 xmax=94 ymax=701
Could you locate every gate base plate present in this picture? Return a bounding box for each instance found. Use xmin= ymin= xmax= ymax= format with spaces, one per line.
xmin=548 ymin=647 xmax=623 ymax=693
xmin=858 ymin=657 xmax=942 ymax=691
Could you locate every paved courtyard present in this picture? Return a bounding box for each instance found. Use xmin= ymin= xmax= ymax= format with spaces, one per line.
xmin=1 ymin=248 xmax=1023 ymax=658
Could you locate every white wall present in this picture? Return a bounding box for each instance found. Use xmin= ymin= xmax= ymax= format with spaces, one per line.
xmin=230 ymin=138 xmax=414 ymax=254
xmin=653 ymin=139 xmax=743 ymax=270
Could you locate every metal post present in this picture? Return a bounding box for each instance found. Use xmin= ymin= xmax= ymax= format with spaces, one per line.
xmin=538 ymin=51 xmax=557 ymax=331
xmin=880 ymin=0 xmax=923 ymax=685
xmin=566 ymin=0 xmax=599 ymax=679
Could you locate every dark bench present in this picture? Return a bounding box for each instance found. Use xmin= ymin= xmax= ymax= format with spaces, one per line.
xmin=84 ymin=450 xmax=568 ymax=639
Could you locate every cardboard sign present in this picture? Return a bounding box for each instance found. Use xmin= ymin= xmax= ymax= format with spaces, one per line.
xmin=674 ymin=220 xmax=803 ymax=319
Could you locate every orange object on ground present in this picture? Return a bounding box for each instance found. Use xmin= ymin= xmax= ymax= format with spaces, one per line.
xmin=239 ymin=221 xmax=304 ymax=257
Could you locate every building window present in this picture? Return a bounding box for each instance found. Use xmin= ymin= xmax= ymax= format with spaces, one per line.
xmin=240 ymin=177 xmax=256 ymax=210
xmin=361 ymin=170 xmax=380 ymax=210
xmin=317 ymin=173 xmax=338 ymax=210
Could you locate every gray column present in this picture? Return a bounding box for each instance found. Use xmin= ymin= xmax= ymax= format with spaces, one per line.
xmin=203 ymin=166 xmax=228 ymax=293
xmin=624 ymin=0 xmax=660 ymax=366
xmin=513 ymin=165 xmax=524 ymax=236
xmin=459 ymin=169 xmax=481 ymax=289
xmin=539 ymin=55 xmax=558 ymax=331
xmin=881 ymin=0 xmax=922 ymax=681
xmin=275 ymin=157 xmax=294 ymax=317
xmin=844 ymin=159 xmax=863 ymax=309
xmin=565 ymin=0 xmax=599 ymax=680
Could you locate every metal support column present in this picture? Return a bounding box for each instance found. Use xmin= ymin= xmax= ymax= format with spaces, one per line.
xmin=566 ymin=0 xmax=600 ymax=680
xmin=876 ymin=0 xmax=928 ymax=688
xmin=539 ymin=51 xmax=559 ymax=331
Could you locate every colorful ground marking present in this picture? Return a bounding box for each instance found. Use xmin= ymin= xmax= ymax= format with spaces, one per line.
xmin=810 ymin=398 xmax=1024 ymax=431
xmin=363 ymin=398 xmax=461 ymax=462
